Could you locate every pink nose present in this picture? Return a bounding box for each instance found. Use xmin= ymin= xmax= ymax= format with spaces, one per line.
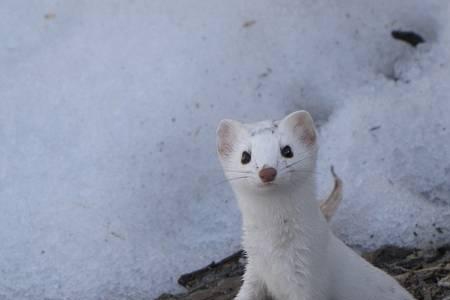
xmin=259 ymin=167 xmax=277 ymax=183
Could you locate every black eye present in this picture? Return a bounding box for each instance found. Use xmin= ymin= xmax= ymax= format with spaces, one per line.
xmin=281 ymin=145 xmax=293 ymax=158
xmin=241 ymin=151 xmax=251 ymax=164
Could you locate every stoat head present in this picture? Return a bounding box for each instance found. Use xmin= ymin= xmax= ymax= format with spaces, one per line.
xmin=217 ymin=111 xmax=318 ymax=192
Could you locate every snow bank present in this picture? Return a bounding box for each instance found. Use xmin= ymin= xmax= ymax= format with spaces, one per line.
xmin=0 ymin=0 xmax=449 ymax=299
xmin=318 ymin=54 xmax=450 ymax=249
xmin=316 ymin=3 xmax=450 ymax=250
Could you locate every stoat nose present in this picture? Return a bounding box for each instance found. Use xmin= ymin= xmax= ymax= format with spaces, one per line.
xmin=259 ymin=167 xmax=277 ymax=183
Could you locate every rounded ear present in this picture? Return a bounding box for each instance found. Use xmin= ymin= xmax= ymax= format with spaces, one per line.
xmin=216 ymin=119 xmax=242 ymax=158
xmin=280 ymin=110 xmax=317 ymax=146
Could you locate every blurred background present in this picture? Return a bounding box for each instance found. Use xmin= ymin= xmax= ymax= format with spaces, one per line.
xmin=1 ymin=0 xmax=449 ymax=299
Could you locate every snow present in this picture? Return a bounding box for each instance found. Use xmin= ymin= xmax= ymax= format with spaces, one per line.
xmin=0 ymin=0 xmax=449 ymax=299
xmin=317 ymin=63 xmax=450 ymax=249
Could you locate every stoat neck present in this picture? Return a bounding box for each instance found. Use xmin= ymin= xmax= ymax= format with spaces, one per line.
xmin=234 ymin=176 xmax=329 ymax=246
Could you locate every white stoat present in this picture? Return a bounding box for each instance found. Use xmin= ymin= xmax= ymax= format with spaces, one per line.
xmin=216 ymin=111 xmax=415 ymax=300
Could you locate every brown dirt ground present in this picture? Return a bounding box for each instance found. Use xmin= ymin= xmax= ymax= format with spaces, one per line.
xmin=156 ymin=245 xmax=450 ymax=300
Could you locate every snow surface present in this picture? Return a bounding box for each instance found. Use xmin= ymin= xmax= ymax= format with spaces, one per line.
xmin=0 ymin=0 xmax=449 ymax=299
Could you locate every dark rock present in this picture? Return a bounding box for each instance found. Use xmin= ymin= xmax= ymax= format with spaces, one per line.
xmin=391 ymin=30 xmax=425 ymax=47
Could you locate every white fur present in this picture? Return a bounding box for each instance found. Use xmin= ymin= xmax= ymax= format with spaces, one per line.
xmin=217 ymin=111 xmax=415 ymax=300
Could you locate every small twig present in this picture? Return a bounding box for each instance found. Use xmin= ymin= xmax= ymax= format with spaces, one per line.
xmin=394 ymin=265 xmax=450 ymax=280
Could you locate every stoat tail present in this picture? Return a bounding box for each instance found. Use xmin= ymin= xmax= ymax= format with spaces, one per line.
xmin=320 ymin=166 xmax=343 ymax=222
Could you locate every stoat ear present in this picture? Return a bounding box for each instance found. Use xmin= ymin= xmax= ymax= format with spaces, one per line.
xmin=217 ymin=119 xmax=242 ymax=158
xmin=280 ymin=110 xmax=317 ymax=146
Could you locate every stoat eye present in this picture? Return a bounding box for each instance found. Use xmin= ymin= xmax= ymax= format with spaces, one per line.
xmin=281 ymin=145 xmax=293 ymax=158
xmin=241 ymin=151 xmax=251 ymax=164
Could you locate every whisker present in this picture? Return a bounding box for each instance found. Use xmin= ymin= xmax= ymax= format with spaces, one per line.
xmin=223 ymin=169 xmax=253 ymax=174
xmin=279 ymin=152 xmax=315 ymax=172
xmin=214 ymin=176 xmax=250 ymax=186
xmin=283 ymin=169 xmax=325 ymax=176
xmin=205 ymin=168 xmax=252 ymax=176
